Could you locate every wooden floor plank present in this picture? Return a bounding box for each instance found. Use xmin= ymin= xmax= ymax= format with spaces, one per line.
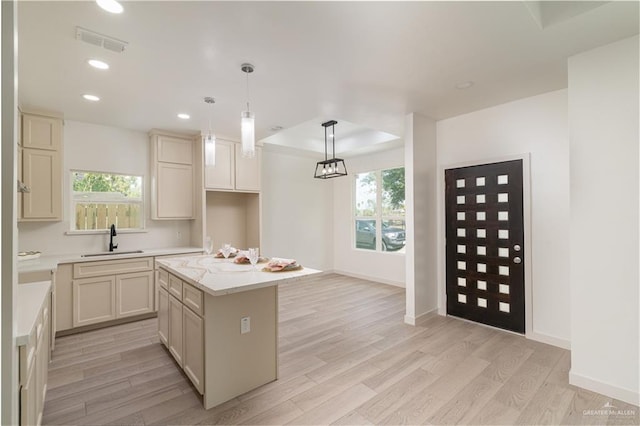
xmin=41 ymin=273 xmax=638 ymax=426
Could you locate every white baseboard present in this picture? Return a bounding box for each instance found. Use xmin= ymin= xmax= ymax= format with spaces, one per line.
xmin=527 ymin=331 xmax=571 ymax=350
xmin=404 ymin=308 xmax=439 ymax=326
xmin=331 ymin=269 xmax=405 ymax=288
xmin=569 ymin=371 xmax=639 ymax=406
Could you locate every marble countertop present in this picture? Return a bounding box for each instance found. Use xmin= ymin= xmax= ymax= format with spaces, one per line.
xmin=16 ymin=280 xmax=51 ymax=346
xmin=156 ymin=255 xmax=321 ymax=296
xmin=17 ymin=246 xmax=203 ymax=274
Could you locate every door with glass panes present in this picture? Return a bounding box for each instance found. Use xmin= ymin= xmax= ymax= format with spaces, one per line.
xmin=445 ymin=160 xmax=525 ymax=333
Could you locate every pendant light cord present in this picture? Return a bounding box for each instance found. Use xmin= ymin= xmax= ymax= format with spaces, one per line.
xmin=246 ymin=70 xmax=250 ymax=111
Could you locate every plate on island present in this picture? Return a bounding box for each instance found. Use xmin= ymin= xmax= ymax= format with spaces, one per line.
xmin=214 ymin=251 xmax=237 ymax=258
xmin=234 ymin=256 xmax=268 ymax=265
xmin=262 ymin=263 xmax=303 ymax=272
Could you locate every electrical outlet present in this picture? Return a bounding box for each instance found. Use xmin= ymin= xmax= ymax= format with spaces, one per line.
xmin=241 ymin=316 xmax=250 ymax=334
xmin=176 ymin=231 xmax=182 ymax=241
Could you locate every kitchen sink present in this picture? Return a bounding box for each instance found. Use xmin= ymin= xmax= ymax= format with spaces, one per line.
xmin=81 ymin=250 xmax=144 ymax=257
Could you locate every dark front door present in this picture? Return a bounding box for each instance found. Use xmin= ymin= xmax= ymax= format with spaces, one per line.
xmin=445 ymin=159 xmax=525 ymax=333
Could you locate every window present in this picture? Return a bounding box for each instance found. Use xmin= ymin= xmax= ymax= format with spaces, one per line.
xmin=71 ymin=171 xmax=143 ymax=231
xmin=354 ymin=167 xmax=405 ymax=252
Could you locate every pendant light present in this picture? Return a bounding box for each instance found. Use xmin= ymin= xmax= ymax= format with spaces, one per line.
xmin=314 ymin=120 xmax=348 ymax=179
xmin=240 ymin=63 xmax=256 ymax=158
xmin=203 ymin=97 xmax=216 ymax=166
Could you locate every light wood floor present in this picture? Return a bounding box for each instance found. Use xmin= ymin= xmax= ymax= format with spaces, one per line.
xmin=43 ymin=273 xmax=638 ymax=425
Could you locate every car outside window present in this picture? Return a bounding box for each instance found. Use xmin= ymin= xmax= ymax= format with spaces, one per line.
xmin=354 ymin=167 xmax=405 ymax=252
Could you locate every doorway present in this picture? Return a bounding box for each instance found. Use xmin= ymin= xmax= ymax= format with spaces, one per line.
xmin=445 ymin=159 xmax=525 ymax=333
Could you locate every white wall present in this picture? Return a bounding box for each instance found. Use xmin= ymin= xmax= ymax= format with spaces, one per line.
xmin=405 ymin=113 xmax=439 ymax=322
xmin=568 ymin=36 xmax=639 ymax=405
xmin=261 ymin=147 xmax=333 ymax=271
xmin=18 ymin=120 xmax=192 ymax=255
xmin=332 ymin=146 xmax=406 ymax=287
xmin=436 ymin=89 xmax=571 ymax=348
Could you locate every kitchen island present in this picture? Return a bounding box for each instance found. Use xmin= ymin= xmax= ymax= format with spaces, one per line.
xmin=155 ymin=254 xmax=320 ymax=409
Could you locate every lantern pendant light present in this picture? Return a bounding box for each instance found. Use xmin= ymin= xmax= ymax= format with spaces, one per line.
xmin=314 ymin=120 xmax=348 ymax=179
xmin=203 ymin=97 xmax=216 ymax=166
xmin=241 ymin=63 xmax=256 ymax=158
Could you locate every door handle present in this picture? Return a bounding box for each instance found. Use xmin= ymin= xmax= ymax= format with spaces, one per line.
xmin=513 ymin=257 xmax=522 ymax=264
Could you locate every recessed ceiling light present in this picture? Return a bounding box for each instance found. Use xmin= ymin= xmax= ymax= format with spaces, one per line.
xmin=83 ymin=94 xmax=100 ymax=102
xmin=96 ymin=0 xmax=123 ymax=14
xmin=177 ymin=113 xmax=190 ymax=120
xmin=270 ymin=126 xmax=284 ymax=132
xmin=88 ymin=59 xmax=109 ymax=70
xmin=455 ymin=81 xmax=474 ymax=89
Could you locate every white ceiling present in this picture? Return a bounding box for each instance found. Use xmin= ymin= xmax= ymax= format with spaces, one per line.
xmin=17 ymin=1 xmax=639 ymax=154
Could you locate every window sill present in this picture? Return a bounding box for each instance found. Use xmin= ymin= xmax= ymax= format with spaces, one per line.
xmin=65 ymin=229 xmax=148 ymax=236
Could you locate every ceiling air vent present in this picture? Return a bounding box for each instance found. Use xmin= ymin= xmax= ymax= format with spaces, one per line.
xmin=75 ymin=26 xmax=128 ymax=53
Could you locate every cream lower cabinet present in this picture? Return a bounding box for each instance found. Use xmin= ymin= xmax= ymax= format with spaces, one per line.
xmin=70 ymin=257 xmax=155 ymax=328
xmin=158 ymin=271 xmax=204 ymax=394
xmin=19 ymin=287 xmax=51 ymax=426
xmin=183 ymin=307 xmax=204 ymax=394
xmin=158 ymin=287 xmax=169 ymax=346
xmin=73 ymin=276 xmax=117 ymax=327
xmin=168 ymin=294 xmax=184 ymax=366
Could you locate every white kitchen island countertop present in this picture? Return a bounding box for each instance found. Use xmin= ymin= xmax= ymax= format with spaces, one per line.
xmin=156 ymin=255 xmax=321 ymax=296
xmin=16 ymin=280 xmax=51 ymax=346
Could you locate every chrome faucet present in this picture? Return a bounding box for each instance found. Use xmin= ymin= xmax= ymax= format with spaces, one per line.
xmin=109 ymin=224 xmax=118 ymax=252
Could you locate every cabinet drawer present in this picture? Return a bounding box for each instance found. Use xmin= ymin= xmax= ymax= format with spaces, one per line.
xmin=168 ymin=274 xmax=183 ymax=300
xmin=183 ymin=282 xmax=204 ymax=316
xmin=157 ymin=269 xmax=169 ymax=290
xmin=73 ymin=257 xmax=153 ymax=279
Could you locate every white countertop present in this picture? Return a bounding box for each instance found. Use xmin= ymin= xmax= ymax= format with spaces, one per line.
xmin=16 ymin=281 xmax=51 ymax=346
xmin=17 ymin=246 xmax=203 ymax=274
xmin=157 ymin=255 xmax=321 ymax=296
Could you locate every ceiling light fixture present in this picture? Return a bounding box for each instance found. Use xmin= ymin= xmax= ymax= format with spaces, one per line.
xmin=203 ymin=97 xmax=216 ymax=166
xmin=314 ymin=120 xmax=348 ymax=179
xmin=88 ymin=59 xmax=109 ymax=70
xmin=240 ymin=63 xmax=256 ymax=158
xmin=96 ymin=0 xmax=123 ymax=14
xmin=177 ymin=113 xmax=190 ymax=120
xmin=82 ymin=94 xmax=100 ymax=102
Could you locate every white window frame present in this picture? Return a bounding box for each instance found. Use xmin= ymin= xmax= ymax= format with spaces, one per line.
xmin=69 ymin=169 xmax=145 ymax=233
xmin=353 ymin=166 xmax=405 ymax=253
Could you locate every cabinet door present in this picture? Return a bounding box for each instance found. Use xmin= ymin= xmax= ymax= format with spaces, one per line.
xmin=168 ymin=294 xmax=183 ymax=366
xmin=156 ymin=135 xmax=193 ymax=165
xmin=22 ymin=148 xmax=61 ymax=220
xmin=157 ymin=287 xmax=169 ymax=347
xmin=183 ymin=307 xmax=204 ymax=394
xmin=235 ymin=144 xmax=261 ymax=192
xmin=204 ymin=139 xmax=234 ymax=190
xmin=156 ymin=162 xmax=194 ymax=219
xmin=20 ymin=366 xmax=36 ymax=426
xmin=22 ymin=113 xmax=62 ymax=151
xmin=35 ymin=312 xmax=49 ymax=425
xmin=72 ymin=276 xmax=116 ymax=327
xmin=116 ymin=271 xmax=154 ymax=318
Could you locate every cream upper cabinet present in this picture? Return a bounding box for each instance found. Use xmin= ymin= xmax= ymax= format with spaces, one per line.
xmin=22 ymin=113 xmax=62 ymax=151
xmin=150 ymin=130 xmax=195 ymax=220
xmin=204 ymin=140 xmax=261 ymax=192
xmin=19 ymin=109 xmax=63 ymax=221
xmin=22 ymin=149 xmax=61 ymax=220
xmin=235 ymin=145 xmax=262 ymax=192
xmin=205 ymin=140 xmax=235 ymax=190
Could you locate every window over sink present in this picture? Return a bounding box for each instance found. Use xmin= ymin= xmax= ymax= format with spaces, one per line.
xmin=354 ymin=167 xmax=405 ymax=253
xmin=71 ymin=170 xmax=144 ymax=231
